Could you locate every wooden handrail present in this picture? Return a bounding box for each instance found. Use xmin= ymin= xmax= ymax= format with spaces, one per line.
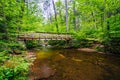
xmin=18 ymin=32 xmax=72 ymax=41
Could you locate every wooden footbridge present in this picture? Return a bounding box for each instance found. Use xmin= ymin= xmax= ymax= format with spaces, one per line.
xmin=18 ymin=32 xmax=72 ymax=41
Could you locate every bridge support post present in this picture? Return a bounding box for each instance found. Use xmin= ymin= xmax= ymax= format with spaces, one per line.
xmin=44 ymin=40 xmax=48 ymax=46
xmin=66 ymin=40 xmax=73 ymax=47
xmin=67 ymin=40 xmax=70 ymax=44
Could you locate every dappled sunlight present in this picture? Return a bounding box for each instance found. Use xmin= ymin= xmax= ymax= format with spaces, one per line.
xmin=71 ymin=57 xmax=83 ymax=62
xmin=36 ymin=49 xmax=56 ymax=60
xmin=4 ymin=60 xmax=18 ymax=68
xmin=36 ymin=51 xmax=50 ymax=59
xmin=4 ymin=56 xmax=28 ymax=68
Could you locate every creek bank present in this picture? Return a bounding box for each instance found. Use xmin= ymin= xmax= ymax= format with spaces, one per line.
xmin=77 ymin=48 xmax=105 ymax=54
xmin=25 ymin=51 xmax=36 ymax=62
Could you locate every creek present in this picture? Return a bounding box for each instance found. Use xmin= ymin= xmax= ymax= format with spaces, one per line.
xmin=29 ymin=47 xmax=120 ymax=80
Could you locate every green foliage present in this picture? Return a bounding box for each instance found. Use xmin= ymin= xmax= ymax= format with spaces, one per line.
xmin=108 ymin=14 xmax=120 ymax=38
xmin=0 ymin=56 xmax=30 ymax=80
xmin=48 ymin=40 xmax=67 ymax=47
xmin=25 ymin=40 xmax=39 ymax=49
xmin=0 ymin=51 xmax=10 ymax=64
xmin=95 ymin=46 xmax=104 ymax=52
xmin=0 ymin=40 xmax=9 ymax=52
xmin=8 ymin=41 xmax=25 ymax=51
xmin=72 ymin=39 xmax=93 ymax=48
xmin=0 ymin=1 xmax=120 ymax=80
xmin=0 ymin=40 xmax=26 ymax=54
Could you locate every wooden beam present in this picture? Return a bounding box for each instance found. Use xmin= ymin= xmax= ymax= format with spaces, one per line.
xmin=18 ymin=32 xmax=72 ymax=41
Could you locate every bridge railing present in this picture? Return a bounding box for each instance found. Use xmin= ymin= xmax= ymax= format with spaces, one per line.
xmin=18 ymin=32 xmax=72 ymax=40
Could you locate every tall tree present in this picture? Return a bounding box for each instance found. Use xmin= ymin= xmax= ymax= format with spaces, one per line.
xmin=72 ymin=0 xmax=77 ymax=30
xmin=65 ymin=0 xmax=69 ymax=32
xmin=52 ymin=0 xmax=59 ymax=32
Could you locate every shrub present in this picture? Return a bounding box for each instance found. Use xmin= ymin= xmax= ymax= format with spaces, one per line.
xmin=0 ymin=40 xmax=26 ymax=54
xmin=0 ymin=51 xmax=10 ymax=64
xmin=24 ymin=40 xmax=38 ymax=49
xmin=48 ymin=40 xmax=66 ymax=46
xmin=0 ymin=56 xmax=30 ymax=80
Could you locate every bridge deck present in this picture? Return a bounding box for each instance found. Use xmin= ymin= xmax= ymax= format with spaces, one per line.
xmin=18 ymin=32 xmax=72 ymax=40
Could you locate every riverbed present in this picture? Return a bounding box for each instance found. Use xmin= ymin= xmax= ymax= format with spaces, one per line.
xmin=29 ymin=47 xmax=120 ymax=80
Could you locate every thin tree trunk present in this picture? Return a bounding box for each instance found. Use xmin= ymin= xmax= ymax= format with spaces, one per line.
xmin=103 ymin=0 xmax=107 ymax=33
xmin=104 ymin=0 xmax=110 ymax=38
xmin=58 ymin=0 xmax=63 ymax=22
xmin=103 ymin=0 xmax=110 ymax=52
xmin=92 ymin=12 xmax=97 ymax=29
xmin=101 ymin=14 xmax=104 ymax=32
xmin=73 ymin=0 xmax=77 ymax=30
xmin=52 ymin=0 xmax=59 ymax=32
xmin=59 ymin=9 xmax=63 ymax=22
xmin=65 ymin=0 xmax=69 ymax=32
xmin=49 ymin=13 xmax=52 ymax=23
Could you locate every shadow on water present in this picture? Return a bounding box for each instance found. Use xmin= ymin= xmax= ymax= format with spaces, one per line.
xmin=29 ymin=48 xmax=120 ymax=80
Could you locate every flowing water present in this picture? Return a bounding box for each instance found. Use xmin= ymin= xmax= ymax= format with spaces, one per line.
xmin=29 ymin=48 xmax=120 ymax=80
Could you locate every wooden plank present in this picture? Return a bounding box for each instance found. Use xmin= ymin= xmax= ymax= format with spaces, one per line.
xmin=18 ymin=32 xmax=72 ymax=41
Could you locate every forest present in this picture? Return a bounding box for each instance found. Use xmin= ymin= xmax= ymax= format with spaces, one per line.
xmin=0 ymin=0 xmax=120 ymax=80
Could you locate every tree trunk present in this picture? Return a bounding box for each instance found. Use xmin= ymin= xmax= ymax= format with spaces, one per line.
xmin=52 ymin=0 xmax=59 ymax=32
xmin=92 ymin=12 xmax=97 ymax=29
xmin=65 ymin=0 xmax=69 ymax=32
xmin=73 ymin=0 xmax=77 ymax=30
xmin=103 ymin=0 xmax=110 ymax=53
xmin=104 ymin=0 xmax=110 ymax=38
